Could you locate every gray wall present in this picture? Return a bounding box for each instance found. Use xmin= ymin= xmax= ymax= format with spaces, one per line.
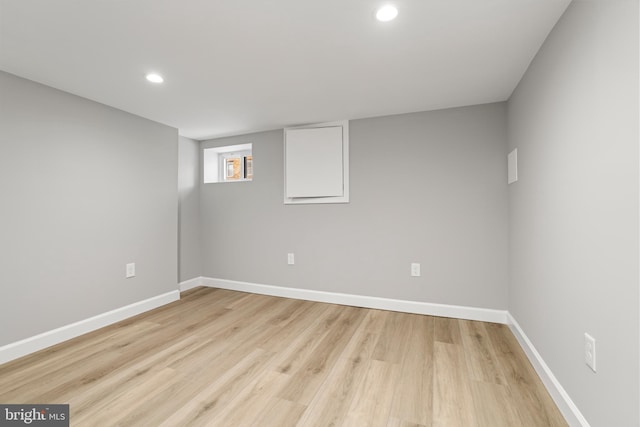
xmin=178 ymin=136 xmax=202 ymax=282
xmin=200 ymin=103 xmax=508 ymax=309
xmin=507 ymin=0 xmax=639 ymax=425
xmin=0 ymin=71 xmax=178 ymax=346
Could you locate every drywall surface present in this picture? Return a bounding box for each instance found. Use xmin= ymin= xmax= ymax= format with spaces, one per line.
xmin=178 ymin=136 xmax=201 ymax=282
xmin=200 ymin=103 xmax=508 ymax=309
xmin=507 ymin=0 xmax=639 ymax=424
xmin=0 ymin=71 xmax=178 ymax=346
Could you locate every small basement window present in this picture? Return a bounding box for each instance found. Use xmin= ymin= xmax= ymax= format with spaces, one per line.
xmin=203 ymin=143 xmax=252 ymax=184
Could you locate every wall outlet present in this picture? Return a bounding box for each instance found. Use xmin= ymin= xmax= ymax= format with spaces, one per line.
xmin=287 ymin=253 xmax=295 ymax=265
xmin=411 ymin=263 xmax=421 ymax=277
xmin=126 ymin=263 xmax=136 ymax=278
xmin=584 ymin=333 xmax=596 ymax=372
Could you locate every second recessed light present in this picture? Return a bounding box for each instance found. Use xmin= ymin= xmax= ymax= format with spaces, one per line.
xmin=146 ymin=73 xmax=164 ymax=84
xmin=376 ymin=5 xmax=398 ymax=22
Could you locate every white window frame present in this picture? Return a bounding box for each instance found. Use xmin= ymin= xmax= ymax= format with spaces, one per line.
xmin=203 ymin=143 xmax=252 ymax=184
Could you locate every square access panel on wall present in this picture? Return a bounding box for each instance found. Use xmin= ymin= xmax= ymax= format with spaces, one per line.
xmin=284 ymin=121 xmax=349 ymax=204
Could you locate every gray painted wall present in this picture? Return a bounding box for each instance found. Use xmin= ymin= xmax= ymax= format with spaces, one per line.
xmin=507 ymin=0 xmax=639 ymax=425
xmin=200 ymin=103 xmax=508 ymax=309
xmin=178 ymin=136 xmax=202 ymax=282
xmin=0 ymin=71 xmax=178 ymax=346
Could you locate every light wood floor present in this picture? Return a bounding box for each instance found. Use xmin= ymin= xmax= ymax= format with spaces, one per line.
xmin=0 ymin=287 xmax=566 ymax=426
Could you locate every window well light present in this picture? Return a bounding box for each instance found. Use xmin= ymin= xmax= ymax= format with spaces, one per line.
xmin=376 ymin=5 xmax=398 ymax=22
xmin=146 ymin=73 xmax=164 ymax=83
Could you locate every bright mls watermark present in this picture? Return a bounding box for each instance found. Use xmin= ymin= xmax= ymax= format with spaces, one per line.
xmin=0 ymin=405 xmax=68 ymax=426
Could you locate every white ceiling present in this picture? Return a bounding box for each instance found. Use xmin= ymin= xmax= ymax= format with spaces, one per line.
xmin=0 ymin=0 xmax=571 ymax=140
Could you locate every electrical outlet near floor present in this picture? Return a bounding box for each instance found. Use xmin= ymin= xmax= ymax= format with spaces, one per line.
xmin=411 ymin=263 xmax=420 ymax=277
xmin=126 ymin=263 xmax=136 ymax=278
xmin=287 ymin=253 xmax=295 ymax=265
xmin=584 ymin=333 xmax=596 ymax=372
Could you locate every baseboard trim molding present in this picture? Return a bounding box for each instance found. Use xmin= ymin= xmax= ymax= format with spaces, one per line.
xmin=507 ymin=313 xmax=589 ymax=427
xmin=0 ymin=290 xmax=180 ymax=366
xmin=0 ymin=278 xmax=584 ymax=427
xmin=202 ymin=277 xmax=508 ymax=324
xmin=179 ymin=276 xmax=204 ymax=292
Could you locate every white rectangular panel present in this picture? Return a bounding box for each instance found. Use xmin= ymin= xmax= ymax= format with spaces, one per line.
xmin=285 ymin=126 xmax=344 ymax=198
xmin=508 ymin=148 xmax=518 ymax=184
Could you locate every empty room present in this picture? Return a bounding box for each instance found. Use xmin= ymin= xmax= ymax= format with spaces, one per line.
xmin=0 ymin=0 xmax=638 ymax=426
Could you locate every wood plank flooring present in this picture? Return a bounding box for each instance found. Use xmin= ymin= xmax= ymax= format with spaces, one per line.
xmin=0 ymin=287 xmax=567 ymax=426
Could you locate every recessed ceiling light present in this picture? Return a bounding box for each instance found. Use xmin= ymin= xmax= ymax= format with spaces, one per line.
xmin=146 ymin=73 xmax=164 ymax=83
xmin=376 ymin=5 xmax=398 ymax=22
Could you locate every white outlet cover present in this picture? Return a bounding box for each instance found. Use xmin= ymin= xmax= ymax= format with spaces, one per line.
xmin=411 ymin=263 xmax=421 ymax=277
xmin=584 ymin=333 xmax=596 ymax=372
xmin=287 ymin=253 xmax=295 ymax=265
xmin=126 ymin=263 xmax=136 ymax=278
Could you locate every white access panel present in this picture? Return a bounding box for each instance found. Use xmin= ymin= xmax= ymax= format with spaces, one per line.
xmin=285 ymin=126 xmax=344 ymax=198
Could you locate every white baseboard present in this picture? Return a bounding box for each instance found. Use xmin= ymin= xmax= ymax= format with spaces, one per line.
xmin=202 ymin=277 xmax=508 ymax=324
xmin=507 ymin=313 xmax=589 ymax=427
xmin=0 ymin=276 xmax=584 ymax=427
xmin=0 ymin=290 xmax=180 ymax=366
xmin=179 ymin=276 xmax=204 ymax=292
xmin=204 ymin=277 xmax=586 ymax=426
